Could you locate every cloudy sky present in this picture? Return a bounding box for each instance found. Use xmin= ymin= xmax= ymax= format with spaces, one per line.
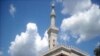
xmin=0 ymin=0 xmax=100 ymax=56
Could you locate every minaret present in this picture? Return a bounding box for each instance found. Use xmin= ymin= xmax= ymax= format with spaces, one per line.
xmin=47 ymin=0 xmax=59 ymax=50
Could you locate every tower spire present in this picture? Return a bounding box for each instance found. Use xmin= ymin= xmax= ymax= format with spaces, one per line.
xmin=50 ymin=0 xmax=56 ymax=27
xmin=48 ymin=0 xmax=59 ymax=50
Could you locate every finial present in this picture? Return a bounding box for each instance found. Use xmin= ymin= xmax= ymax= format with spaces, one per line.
xmin=51 ymin=0 xmax=55 ymax=8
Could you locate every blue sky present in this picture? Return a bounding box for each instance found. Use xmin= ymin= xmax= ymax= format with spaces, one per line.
xmin=0 ymin=0 xmax=100 ymax=56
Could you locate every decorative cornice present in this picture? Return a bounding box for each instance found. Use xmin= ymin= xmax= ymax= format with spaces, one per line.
xmin=42 ymin=45 xmax=89 ymax=56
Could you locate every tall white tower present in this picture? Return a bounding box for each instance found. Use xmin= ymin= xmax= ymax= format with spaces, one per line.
xmin=47 ymin=1 xmax=59 ymax=50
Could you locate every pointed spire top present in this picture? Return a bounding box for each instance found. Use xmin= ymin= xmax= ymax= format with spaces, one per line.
xmin=51 ymin=0 xmax=55 ymax=8
xmin=51 ymin=0 xmax=56 ymax=17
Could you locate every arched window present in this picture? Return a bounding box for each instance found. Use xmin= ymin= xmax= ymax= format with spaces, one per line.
xmin=53 ymin=39 xmax=55 ymax=47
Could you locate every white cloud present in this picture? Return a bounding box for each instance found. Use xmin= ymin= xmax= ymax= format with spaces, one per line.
xmin=8 ymin=23 xmax=48 ymax=56
xmin=59 ymin=31 xmax=70 ymax=41
xmin=61 ymin=4 xmax=100 ymax=44
xmin=96 ymin=42 xmax=100 ymax=47
xmin=9 ymin=4 xmax=16 ymax=17
xmin=35 ymin=30 xmax=48 ymax=51
xmin=0 ymin=51 xmax=3 ymax=56
xmin=57 ymin=0 xmax=92 ymax=15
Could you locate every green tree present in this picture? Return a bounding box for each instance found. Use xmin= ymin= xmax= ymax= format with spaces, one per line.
xmin=94 ymin=43 xmax=100 ymax=56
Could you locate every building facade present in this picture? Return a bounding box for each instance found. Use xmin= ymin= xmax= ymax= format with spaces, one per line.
xmin=43 ymin=45 xmax=88 ymax=56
